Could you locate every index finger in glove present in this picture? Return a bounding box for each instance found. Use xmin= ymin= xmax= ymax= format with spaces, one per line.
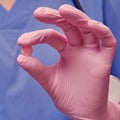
xmin=18 ymin=29 xmax=67 ymax=52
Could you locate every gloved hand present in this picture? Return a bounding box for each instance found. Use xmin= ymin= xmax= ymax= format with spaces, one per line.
xmin=17 ymin=4 xmax=119 ymax=120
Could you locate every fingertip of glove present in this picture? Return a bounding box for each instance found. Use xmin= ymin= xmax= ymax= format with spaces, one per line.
xmin=34 ymin=7 xmax=45 ymax=18
xmin=59 ymin=4 xmax=73 ymax=11
xmin=34 ymin=7 xmax=61 ymax=24
xmin=34 ymin=7 xmax=58 ymax=17
xmin=58 ymin=4 xmax=70 ymax=15
xmin=17 ymin=34 xmax=26 ymax=46
xmin=87 ymin=20 xmax=97 ymax=29
xmin=17 ymin=54 xmax=25 ymax=65
xmin=17 ymin=54 xmax=31 ymax=65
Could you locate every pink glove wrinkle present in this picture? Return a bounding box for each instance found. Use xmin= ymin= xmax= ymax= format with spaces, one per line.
xmin=17 ymin=4 xmax=120 ymax=120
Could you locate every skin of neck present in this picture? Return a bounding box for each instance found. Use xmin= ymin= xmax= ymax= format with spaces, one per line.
xmin=0 ymin=0 xmax=16 ymax=11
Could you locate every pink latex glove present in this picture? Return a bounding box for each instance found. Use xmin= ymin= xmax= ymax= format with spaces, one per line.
xmin=17 ymin=4 xmax=120 ymax=120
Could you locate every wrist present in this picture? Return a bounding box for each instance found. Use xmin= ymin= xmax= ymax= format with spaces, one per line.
xmin=106 ymin=101 xmax=120 ymax=120
xmin=72 ymin=101 xmax=120 ymax=120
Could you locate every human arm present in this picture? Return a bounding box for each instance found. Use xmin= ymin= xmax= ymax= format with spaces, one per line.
xmin=17 ymin=4 xmax=120 ymax=120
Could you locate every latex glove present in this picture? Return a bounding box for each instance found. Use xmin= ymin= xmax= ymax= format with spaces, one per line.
xmin=17 ymin=5 xmax=120 ymax=120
